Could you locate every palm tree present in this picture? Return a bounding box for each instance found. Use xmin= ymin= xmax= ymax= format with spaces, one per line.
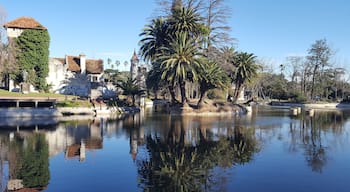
xmin=232 ymin=52 xmax=261 ymax=103
xmin=117 ymin=77 xmax=144 ymax=106
xmin=168 ymin=6 xmax=204 ymax=38
xmin=197 ymin=59 xmax=229 ymax=108
xmin=158 ymin=32 xmax=202 ymax=104
xmin=219 ymin=46 xmax=236 ymax=71
xmin=139 ymin=17 xmax=170 ymax=64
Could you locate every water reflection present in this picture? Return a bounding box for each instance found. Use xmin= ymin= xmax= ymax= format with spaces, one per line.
xmin=137 ymin=115 xmax=261 ymax=191
xmin=9 ymin=133 xmax=49 ymax=190
xmin=0 ymin=108 xmax=350 ymax=191
xmin=288 ymin=109 xmax=350 ymax=173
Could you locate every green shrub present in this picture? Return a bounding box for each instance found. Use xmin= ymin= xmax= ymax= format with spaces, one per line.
xmin=292 ymin=93 xmax=307 ymax=103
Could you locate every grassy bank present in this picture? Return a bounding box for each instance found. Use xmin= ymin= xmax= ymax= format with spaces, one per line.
xmin=0 ymin=89 xmax=76 ymax=100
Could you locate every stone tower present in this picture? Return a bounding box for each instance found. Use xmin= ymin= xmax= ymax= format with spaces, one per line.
xmin=130 ymin=50 xmax=139 ymax=80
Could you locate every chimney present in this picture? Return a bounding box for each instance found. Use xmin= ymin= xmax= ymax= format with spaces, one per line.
xmin=80 ymin=53 xmax=86 ymax=74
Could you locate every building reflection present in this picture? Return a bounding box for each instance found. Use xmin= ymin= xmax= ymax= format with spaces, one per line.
xmin=122 ymin=113 xmax=145 ymax=161
xmin=0 ymin=113 xmax=148 ymax=191
xmin=0 ymin=117 xmax=110 ymax=191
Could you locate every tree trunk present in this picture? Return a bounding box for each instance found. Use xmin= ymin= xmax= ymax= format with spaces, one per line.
xmin=153 ymin=88 xmax=158 ymax=100
xmin=310 ymin=65 xmax=319 ymax=99
xmin=168 ymin=85 xmax=177 ymax=104
xmin=233 ymin=82 xmax=242 ymax=103
xmin=132 ymin=95 xmax=135 ymax=106
xmin=197 ymin=89 xmax=207 ymax=108
xmin=179 ymin=80 xmax=187 ymax=104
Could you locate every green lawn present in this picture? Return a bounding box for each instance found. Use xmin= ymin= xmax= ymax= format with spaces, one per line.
xmin=0 ymin=89 xmax=75 ymax=100
xmin=0 ymin=89 xmax=92 ymax=107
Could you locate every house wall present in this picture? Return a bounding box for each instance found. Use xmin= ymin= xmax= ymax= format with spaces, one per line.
xmin=6 ymin=28 xmax=23 ymax=38
xmin=59 ymin=72 xmax=91 ymax=97
xmin=47 ymin=56 xmax=104 ymax=98
xmin=47 ymin=58 xmax=67 ymax=93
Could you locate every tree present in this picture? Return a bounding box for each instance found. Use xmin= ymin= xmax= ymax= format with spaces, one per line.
xmin=259 ymin=72 xmax=288 ymax=100
xmin=0 ymin=7 xmax=17 ymax=90
xmin=15 ymin=29 xmax=50 ymax=91
xmin=307 ymin=39 xmax=332 ymax=99
xmin=217 ymin=46 xmax=236 ymax=73
xmin=143 ymin=0 xmax=235 ymax=105
xmin=158 ymin=32 xmax=202 ymax=104
xmin=285 ymin=56 xmax=304 ymax=94
xmin=202 ymin=0 xmax=233 ymax=49
xmin=333 ymin=67 xmax=347 ymax=100
xmin=168 ymin=5 xmax=204 ymax=38
xmin=139 ymin=17 xmax=178 ymax=102
xmin=197 ymin=59 xmax=229 ymax=107
xmin=155 ymin=0 xmax=204 ymax=17
xmin=146 ymin=62 xmax=164 ymax=99
xmin=117 ymin=77 xmax=144 ymax=106
xmin=139 ymin=17 xmax=170 ymax=64
xmin=231 ymin=52 xmax=260 ymax=103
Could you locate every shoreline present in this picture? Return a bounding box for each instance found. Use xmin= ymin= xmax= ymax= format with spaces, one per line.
xmin=269 ymin=101 xmax=350 ymax=109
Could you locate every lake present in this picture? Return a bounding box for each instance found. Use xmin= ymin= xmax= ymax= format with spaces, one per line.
xmin=1 ymin=106 xmax=350 ymax=192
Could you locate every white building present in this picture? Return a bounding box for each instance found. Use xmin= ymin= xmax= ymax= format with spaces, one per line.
xmin=3 ymin=17 xmax=104 ymax=98
xmin=3 ymin=16 xmax=46 ymax=38
xmin=48 ymin=54 xmax=104 ymax=98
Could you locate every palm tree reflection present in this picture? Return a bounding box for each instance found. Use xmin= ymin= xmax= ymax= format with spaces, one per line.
xmin=136 ymin=116 xmax=260 ymax=191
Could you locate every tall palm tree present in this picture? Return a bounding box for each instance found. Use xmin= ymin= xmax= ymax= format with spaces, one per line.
xmin=197 ymin=59 xmax=229 ymax=107
xmin=168 ymin=6 xmax=204 ymax=38
xmin=232 ymin=52 xmax=261 ymax=103
xmin=139 ymin=4 xmax=204 ymax=105
xmin=139 ymin=17 xmax=170 ymax=64
xmin=158 ymin=32 xmax=202 ymax=104
xmin=139 ymin=18 xmax=180 ymax=102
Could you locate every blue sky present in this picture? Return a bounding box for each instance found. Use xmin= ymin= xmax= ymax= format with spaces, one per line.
xmin=1 ymin=0 xmax=349 ymax=72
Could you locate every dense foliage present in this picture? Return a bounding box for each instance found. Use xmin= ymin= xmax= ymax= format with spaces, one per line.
xmin=15 ymin=29 xmax=50 ymax=91
xmin=139 ymin=0 xmax=260 ymax=105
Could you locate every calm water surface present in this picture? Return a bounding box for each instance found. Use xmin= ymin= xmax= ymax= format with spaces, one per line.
xmin=1 ymin=106 xmax=350 ymax=192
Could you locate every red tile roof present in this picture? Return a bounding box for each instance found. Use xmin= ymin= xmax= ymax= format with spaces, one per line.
xmin=3 ymin=16 xmax=46 ymax=30
xmin=66 ymin=56 xmax=103 ymax=74
xmin=86 ymin=59 xmax=104 ymax=74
